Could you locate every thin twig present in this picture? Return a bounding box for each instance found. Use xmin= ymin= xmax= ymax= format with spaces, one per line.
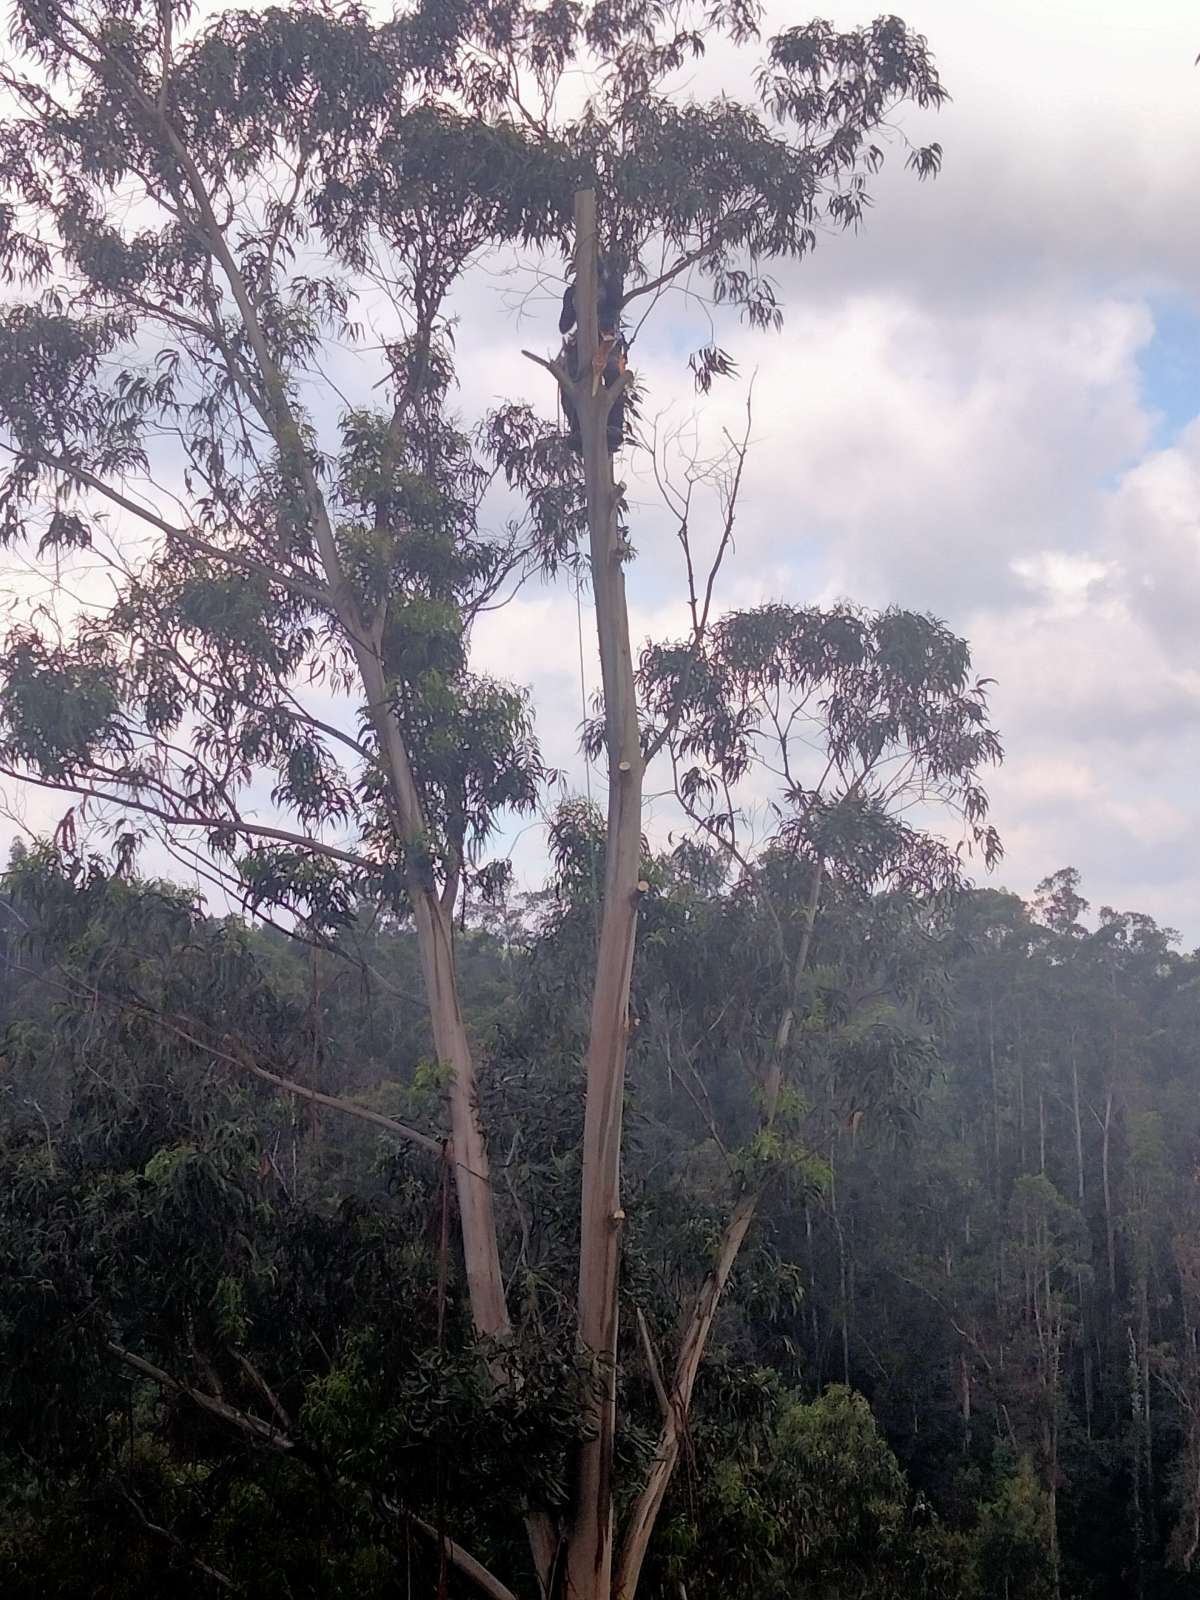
xmin=114 ymin=1481 xmax=240 ymax=1592
xmin=636 ymin=1305 xmax=671 ymax=1422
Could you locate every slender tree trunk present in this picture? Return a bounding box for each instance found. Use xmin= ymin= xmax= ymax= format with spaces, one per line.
xmin=1070 ymin=1037 xmax=1085 ymax=1206
xmin=1049 ymin=1295 xmax=1062 ymax=1600
xmin=1038 ymin=1086 xmax=1046 ymax=1175
xmin=988 ymin=998 xmax=1001 ymax=1183
xmin=805 ymin=1201 xmax=822 ymax=1378
xmin=612 ymin=1194 xmax=758 ymax=1600
xmin=1017 ymin=1031 xmax=1027 ymax=1174
xmin=833 ymin=1146 xmax=850 ymax=1384
xmin=1101 ymin=1090 xmax=1116 ymax=1301
xmin=1129 ymin=1325 xmax=1146 ymax=1599
xmin=160 ymin=112 xmax=516 ymax=1359
xmin=567 ymin=187 xmax=645 ymax=1600
xmin=351 ymin=648 xmax=511 ymax=1344
xmin=1047 ymin=1415 xmax=1061 ymax=1600
xmin=1139 ymin=1268 xmax=1153 ymax=1586
xmin=176 ymin=137 xmax=516 ymax=1360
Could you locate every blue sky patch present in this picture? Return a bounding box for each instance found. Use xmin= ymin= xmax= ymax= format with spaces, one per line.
xmin=1138 ymin=296 xmax=1200 ymax=448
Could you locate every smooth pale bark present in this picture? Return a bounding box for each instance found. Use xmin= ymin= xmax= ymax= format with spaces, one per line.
xmin=1101 ymin=1088 xmax=1117 ymax=1301
xmin=1070 ymin=1036 xmax=1085 ymax=1206
xmin=353 ymin=631 xmax=509 ymax=1340
xmin=566 ymin=187 xmax=645 ymax=1600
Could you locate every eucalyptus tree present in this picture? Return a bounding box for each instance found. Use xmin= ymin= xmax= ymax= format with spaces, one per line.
xmin=0 ymin=0 xmax=971 ymax=1593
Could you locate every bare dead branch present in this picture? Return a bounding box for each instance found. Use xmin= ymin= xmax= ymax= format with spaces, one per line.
xmin=106 ymin=1341 xmax=294 ymax=1452
xmin=520 ymin=348 xmax=569 ymax=390
xmin=107 ymin=1345 xmax=519 ymax=1600
xmin=9 ymin=956 xmax=449 ymax=1161
xmin=643 ymin=391 xmax=752 ymax=766
xmin=635 ymin=1305 xmax=671 ymax=1422
xmin=232 ymin=1350 xmax=294 ymax=1433
xmin=404 ymin=1511 xmax=522 ymax=1600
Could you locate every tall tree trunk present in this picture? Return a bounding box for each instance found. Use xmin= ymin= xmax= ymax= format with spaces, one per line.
xmin=567 ymin=187 xmax=644 ymax=1600
xmin=177 ymin=138 xmax=516 ymax=1358
xmin=988 ymin=998 xmax=1001 ymax=1183
xmin=1129 ymin=1325 xmax=1146 ymax=1599
xmin=805 ymin=1201 xmax=822 ymax=1380
xmin=352 ymin=651 xmax=512 ymax=1345
xmin=833 ymin=1144 xmax=851 ymax=1384
xmin=1038 ymin=1086 xmax=1046 ymax=1175
xmin=151 ymin=120 xmax=540 ymax=1583
xmin=1101 ymin=1090 xmax=1116 ymax=1301
xmin=1046 ymin=1414 xmax=1061 ymax=1600
xmin=1070 ymin=1036 xmax=1085 ymax=1206
xmin=1016 ymin=1028 xmax=1027 ymax=1175
xmin=1138 ymin=1267 xmax=1153 ymax=1590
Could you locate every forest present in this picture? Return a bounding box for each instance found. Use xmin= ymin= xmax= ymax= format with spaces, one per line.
xmin=0 ymin=0 xmax=1194 ymax=1595
xmin=2 ymin=852 xmax=1199 ymax=1599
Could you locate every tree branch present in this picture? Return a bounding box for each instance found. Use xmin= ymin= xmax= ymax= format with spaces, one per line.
xmin=0 ymin=765 xmax=375 ymax=874
xmin=636 ymin=1305 xmax=671 ymax=1422
xmin=113 ymin=1481 xmax=239 ymax=1591
xmin=11 ymin=956 xmax=450 ymax=1163
xmin=614 ymin=1192 xmax=758 ymax=1600
xmin=403 ymin=1510 xmax=522 ymax=1600
xmin=620 ymin=239 xmax=721 ymax=311
xmin=615 ymin=856 xmax=823 ymax=1597
xmin=107 ymin=1343 xmax=519 ymax=1600
xmin=7 ymin=445 xmax=333 ymax=611
xmin=106 ymin=1341 xmax=294 ymax=1451
xmin=643 ymin=392 xmax=752 ymax=766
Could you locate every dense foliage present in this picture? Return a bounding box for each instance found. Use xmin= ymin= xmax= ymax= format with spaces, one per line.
xmin=1 ymin=850 xmax=1197 ymax=1598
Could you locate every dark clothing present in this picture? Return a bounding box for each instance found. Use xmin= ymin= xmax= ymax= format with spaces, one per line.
xmin=558 ymin=264 xmax=623 ymax=340
xmin=559 ymin=262 xmax=626 ymax=454
xmin=558 ymin=284 xmax=575 ymax=337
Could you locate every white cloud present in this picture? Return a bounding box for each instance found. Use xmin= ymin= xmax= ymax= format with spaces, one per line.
xmin=5 ymin=0 xmax=1200 ymax=943
xmin=464 ymin=0 xmax=1200 ymax=939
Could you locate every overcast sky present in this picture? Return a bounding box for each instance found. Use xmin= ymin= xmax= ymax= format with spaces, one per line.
xmin=456 ymin=0 xmax=1200 ymax=943
xmin=3 ymin=0 xmax=1198 ymax=942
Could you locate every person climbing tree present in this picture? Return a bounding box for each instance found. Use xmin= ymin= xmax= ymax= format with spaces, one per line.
xmin=559 ymin=258 xmax=627 ymax=454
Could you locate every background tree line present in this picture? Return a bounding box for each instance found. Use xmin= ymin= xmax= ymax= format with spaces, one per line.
xmin=1 ymin=845 xmax=1198 ymax=1599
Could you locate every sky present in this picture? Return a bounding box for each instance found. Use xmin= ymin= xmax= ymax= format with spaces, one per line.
xmin=456 ymin=0 xmax=1200 ymax=943
xmin=2 ymin=0 xmax=1199 ymax=942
